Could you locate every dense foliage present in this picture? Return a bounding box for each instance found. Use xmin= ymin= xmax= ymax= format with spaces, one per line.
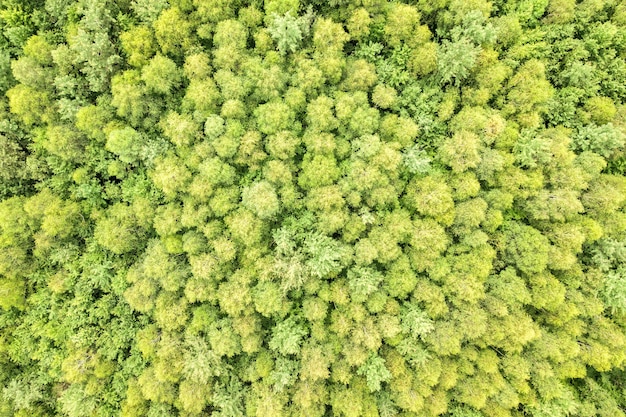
xmin=1 ymin=0 xmax=626 ymax=416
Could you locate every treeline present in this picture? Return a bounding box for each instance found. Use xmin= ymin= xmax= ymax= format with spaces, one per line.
xmin=1 ymin=0 xmax=626 ymax=416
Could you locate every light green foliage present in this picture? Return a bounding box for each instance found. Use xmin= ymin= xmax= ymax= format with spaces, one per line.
xmin=269 ymin=316 xmax=307 ymax=355
xmin=439 ymin=130 xmax=482 ymax=172
xmin=0 ymin=50 xmax=13 ymax=93
xmin=437 ymin=38 xmax=480 ymax=85
xmin=268 ymin=11 xmax=312 ymax=55
xmin=214 ymin=19 xmax=248 ymax=50
xmin=581 ymin=175 xmax=626 ymax=217
xmin=58 ymin=385 xmax=97 ymax=417
xmin=120 ymin=26 xmax=156 ymax=67
xmin=269 ymin=357 xmax=299 ymax=391
xmin=152 ymin=7 xmax=195 ymax=55
xmin=348 ymin=105 xmax=380 ymax=136
xmin=450 ymin=10 xmax=497 ymax=45
xmin=372 ymin=84 xmax=397 ymax=109
xmin=42 ymin=124 xmax=86 ymax=161
xmin=0 ymin=134 xmax=27 ymax=197
xmin=208 ymin=318 xmax=241 ymax=357
xmin=453 ymin=198 xmax=488 ymax=231
xmin=3 ymin=1 xmax=626 ymax=417
xmin=524 ymin=189 xmax=585 ymax=222
xmin=106 ymin=126 xmax=144 ymax=163
xmin=357 ymin=355 xmax=392 ymax=392
xmin=502 ymin=222 xmax=551 ymax=275
xmin=266 ymin=131 xmax=300 ymax=160
xmin=160 ymin=111 xmax=199 ymax=147
xmin=132 ymin=0 xmax=169 ymax=22
xmin=307 ymin=96 xmax=338 ymax=132
xmin=573 ymin=123 xmax=625 ymax=158
xmin=404 ymin=176 xmax=455 ymax=224
xmin=150 ymin=154 xmax=192 ymax=198
xmin=94 ymin=203 xmax=148 ymax=254
xmin=313 ymin=17 xmax=349 ymax=55
xmin=585 ymin=96 xmax=616 ymax=124
xmin=7 ymin=84 xmax=51 ymax=125
xmin=347 ymin=266 xmax=383 ymax=303
xmin=343 ymin=59 xmax=377 ymax=92
xmin=514 ymin=129 xmax=553 ymax=168
xmin=22 ymin=35 xmax=53 ymax=66
xmin=409 ymin=41 xmax=438 ymax=76
xmin=111 ymin=69 xmax=150 ymax=125
xmin=384 ymin=3 xmax=422 ymax=48
xmin=298 ymin=154 xmax=340 ymax=189
xmin=592 ymin=238 xmax=626 ymax=314
xmin=401 ymin=303 xmax=435 ymax=339
xmin=204 ymin=114 xmax=225 ymax=139
xmin=505 ymin=59 xmax=554 ymax=126
xmin=253 ymin=280 xmax=285 ymax=316
xmin=183 ymin=52 xmax=211 ymax=80
xmin=11 ymin=55 xmax=52 ymax=90
xmin=255 ymin=100 xmax=295 ymax=134
xmin=265 ymin=0 xmax=300 ymax=16
xmin=303 ymin=232 xmax=351 ymax=278
xmin=347 ymin=8 xmax=371 ymax=40
xmin=141 ymin=54 xmax=182 ymax=94
xmin=243 ymin=181 xmax=280 ymax=219
xmin=67 ymin=2 xmax=121 ymax=93
xmin=402 ymin=146 xmax=432 ymax=175
xmin=75 ymin=103 xmax=112 ymax=142
xmin=226 ymin=208 xmax=265 ymax=247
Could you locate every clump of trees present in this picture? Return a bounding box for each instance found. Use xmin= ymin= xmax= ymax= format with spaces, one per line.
xmin=1 ymin=0 xmax=626 ymax=416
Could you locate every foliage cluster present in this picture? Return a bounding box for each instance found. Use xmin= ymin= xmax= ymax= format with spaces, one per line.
xmin=1 ymin=0 xmax=626 ymax=416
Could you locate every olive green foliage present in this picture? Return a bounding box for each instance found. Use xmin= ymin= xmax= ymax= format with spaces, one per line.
xmin=1 ymin=1 xmax=626 ymax=416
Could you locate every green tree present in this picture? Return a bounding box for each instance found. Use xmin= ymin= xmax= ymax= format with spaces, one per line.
xmin=347 ymin=8 xmax=371 ymax=41
xmin=437 ymin=38 xmax=480 ymax=86
xmin=404 ymin=176 xmax=455 ymax=225
xmin=150 ymin=153 xmax=192 ymax=199
xmin=439 ymin=130 xmax=482 ymax=172
xmin=131 ymin=0 xmax=169 ymax=22
xmin=94 ymin=203 xmax=149 ymax=254
xmin=269 ymin=316 xmax=307 ymax=355
xmin=68 ymin=1 xmax=121 ymax=93
xmin=111 ymin=69 xmax=150 ymax=126
xmin=268 ymin=11 xmax=312 ymax=55
xmin=342 ymin=59 xmax=377 ymax=92
xmin=504 ymin=59 xmax=554 ymax=127
xmin=152 ymin=7 xmax=195 ymax=56
xmin=242 ymin=181 xmax=280 ymax=219
xmin=141 ymin=54 xmax=182 ymax=94
xmin=313 ymin=17 xmax=349 ymax=55
xmin=6 ymin=84 xmax=52 ymax=126
xmin=214 ymin=19 xmax=248 ymax=50
xmin=357 ymin=355 xmax=392 ymax=392
xmin=254 ymin=100 xmax=295 ymax=135
xmin=384 ymin=3 xmax=422 ymax=48
xmin=501 ymin=222 xmax=550 ymax=275
xmin=106 ymin=126 xmax=145 ymax=164
xmin=159 ymin=111 xmax=200 ymax=147
xmin=573 ymin=123 xmax=625 ymax=158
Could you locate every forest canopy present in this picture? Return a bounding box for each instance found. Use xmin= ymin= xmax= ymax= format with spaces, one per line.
xmin=1 ymin=0 xmax=626 ymax=416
